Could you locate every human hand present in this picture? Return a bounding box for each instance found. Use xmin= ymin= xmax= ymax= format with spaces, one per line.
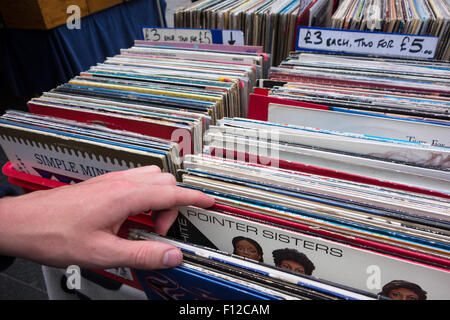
xmin=0 ymin=166 xmax=214 ymax=270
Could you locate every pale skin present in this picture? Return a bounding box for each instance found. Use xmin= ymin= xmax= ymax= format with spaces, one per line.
xmin=0 ymin=165 xmax=215 ymax=270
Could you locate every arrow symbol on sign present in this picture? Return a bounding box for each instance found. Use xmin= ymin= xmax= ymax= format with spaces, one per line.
xmin=228 ymin=32 xmax=235 ymax=45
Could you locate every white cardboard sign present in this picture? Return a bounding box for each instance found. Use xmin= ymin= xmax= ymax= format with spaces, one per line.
xmin=296 ymin=27 xmax=439 ymax=59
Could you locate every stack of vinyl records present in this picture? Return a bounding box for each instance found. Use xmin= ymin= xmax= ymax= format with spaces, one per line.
xmin=262 ymin=51 xmax=450 ymax=121
xmin=0 ymin=110 xmax=182 ymax=178
xmin=249 ymin=52 xmax=449 ymax=191
xmin=0 ymin=41 xmax=266 ymax=180
xmin=1 ymin=40 xmax=449 ymax=300
xmin=204 ymin=117 xmax=449 ymax=192
xmin=158 ymin=51 xmax=450 ymax=300
xmin=174 ymin=0 xmax=336 ymax=66
xmin=168 ymin=119 xmax=449 ymax=299
xmin=331 ymin=0 xmax=450 ymax=60
xmin=129 ymin=229 xmax=380 ymax=299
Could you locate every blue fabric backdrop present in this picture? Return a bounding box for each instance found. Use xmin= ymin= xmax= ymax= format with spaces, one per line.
xmin=0 ymin=0 xmax=166 ymax=102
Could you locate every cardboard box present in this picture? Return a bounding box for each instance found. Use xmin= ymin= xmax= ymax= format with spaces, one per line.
xmin=0 ymin=0 xmax=89 ymax=30
xmin=0 ymin=0 xmax=125 ymax=30
xmin=86 ymin=0 xmax=123 ymax=14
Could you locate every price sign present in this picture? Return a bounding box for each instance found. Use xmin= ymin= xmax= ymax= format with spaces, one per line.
xmin=143 ymin=28 xmax=213 ymax=44
xmin=142 ymin=27 xmax=244 ymax=46
xmin=296 ymin=27 xmax=439 ymax=59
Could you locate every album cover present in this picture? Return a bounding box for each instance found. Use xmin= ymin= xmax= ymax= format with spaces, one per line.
xmin=176 ymin=206 xmax=449 ymax=300
xmin=130 ymin=229 xmax=377 ymax=300
xmin=0 ymin=114 xmax=171 ymax=181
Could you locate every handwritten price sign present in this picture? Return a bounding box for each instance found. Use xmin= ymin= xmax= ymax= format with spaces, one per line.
xmin=142 ymin=27 xmax=244 ymax=46
xmin=296 ymin=27 xmax=439 ymax=59
xmin=143 ymin=28 xmax=213 ymax=44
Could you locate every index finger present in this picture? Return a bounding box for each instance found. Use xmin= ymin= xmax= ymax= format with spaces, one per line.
xmin=112 ymin=184 xmax=215 ymax=216
xmin=145 ymin=185 xmax=215 ymax=211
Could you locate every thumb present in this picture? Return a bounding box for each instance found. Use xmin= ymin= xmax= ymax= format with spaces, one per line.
xmin=98 ymin=233 xmax=183 ymax=270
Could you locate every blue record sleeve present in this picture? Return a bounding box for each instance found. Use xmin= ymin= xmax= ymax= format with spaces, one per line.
xmin=133 ymin=265 xmax=283 ymax=300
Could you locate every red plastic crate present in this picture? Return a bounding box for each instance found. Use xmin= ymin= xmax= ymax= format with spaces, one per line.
xmin=2 ymin=162 xmax=65 ymax=193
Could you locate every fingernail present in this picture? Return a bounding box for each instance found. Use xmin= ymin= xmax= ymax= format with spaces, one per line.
xmin=163 ymin=248 xmax=182 ymax=267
